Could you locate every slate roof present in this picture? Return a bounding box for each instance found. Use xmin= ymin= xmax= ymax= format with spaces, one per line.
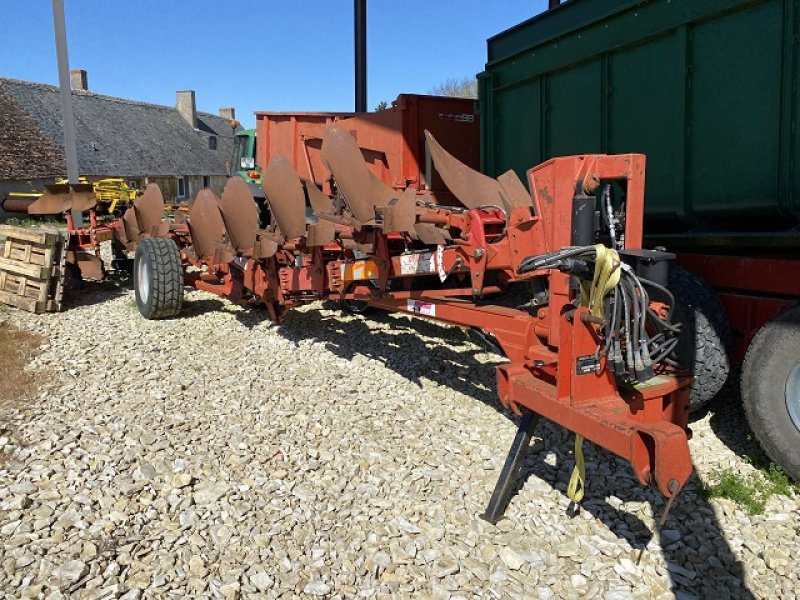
xmin=0 ymin=85 xmax=65 ymax=179
xmin=0 ymin=77 xmax=236 ymax=179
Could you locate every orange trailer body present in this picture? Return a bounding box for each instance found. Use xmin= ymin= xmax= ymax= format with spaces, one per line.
xmin=255 ymin=94 xmax=479 ymax=205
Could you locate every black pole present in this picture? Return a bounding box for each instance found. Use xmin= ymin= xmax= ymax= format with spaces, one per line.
xmin=354 ymin=0 xmax=367 ymax=112
xmin=480 ymin=410 xmax=540 ymax=524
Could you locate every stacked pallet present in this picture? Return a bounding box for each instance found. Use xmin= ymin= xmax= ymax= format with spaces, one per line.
xmin=0 ymin=225 xmax=68 ymax=313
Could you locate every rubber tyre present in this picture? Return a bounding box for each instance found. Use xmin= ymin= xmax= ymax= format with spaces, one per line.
xmin=742 ymin=304 xmax=800 ymax=481
xmin=340 ymin=299 xmax=371 ymax=314
xmin=134 ymin=237 xmax=183 ymax=319
xmin=668 ymin=265 xmax=732 ymax=412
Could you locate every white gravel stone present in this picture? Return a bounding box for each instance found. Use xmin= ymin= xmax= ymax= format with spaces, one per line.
xmin=499 ymin=547 xmax=525 ymax=570
xmin=0 ymin=286 xmax=797 ymax=599
xmin=432 ymin=558 xmax=459 ymax=578
xmin=51 ymin=559 xmax=87 ymax=585
xmin=249 ymin=571 xmax=274 ymax=591
xmin=193 ymin=482 xmax=229 ymax=505
xmin=171 ymin=472 xmax=192 ymax=488
xmin=304 ymin=580 xmax=331 ymax=596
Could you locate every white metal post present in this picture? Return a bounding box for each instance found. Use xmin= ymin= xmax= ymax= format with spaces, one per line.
xmin=51 ymin=0 xmax=82 ymax=225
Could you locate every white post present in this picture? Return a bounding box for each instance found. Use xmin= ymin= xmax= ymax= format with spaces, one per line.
xmin=52 ymin=0 xmax=82 ymax=226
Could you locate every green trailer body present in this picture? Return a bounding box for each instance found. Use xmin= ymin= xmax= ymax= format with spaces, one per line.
xmin=479 ymin=0 xmax=800 ymax=480
xmin=479 ymin=0 xmax=800 ymax=243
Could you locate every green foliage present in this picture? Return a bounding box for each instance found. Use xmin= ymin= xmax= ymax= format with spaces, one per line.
xmin=702 ymin=464 xmax=798 ymax=515
xmin=374 ymin=100 xmax=389 ymax=111
xmin=4 ymin=217 xmax=66 ymax=229
xmin=763 ymin=463 xmax=798 ymax=496
xmin=428 ymin=76 xmax=478 ymax=99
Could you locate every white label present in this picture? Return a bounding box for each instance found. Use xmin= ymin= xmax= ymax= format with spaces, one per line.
xmin=438 ymin=112 xmax=475 ymax=123
xmin=399 ymin=252 xmax=434 ymax=275
xmin=407 ymin=299 xmax=435 ymax=316
xmin=436 ymin=245 xmax=446 ymax=282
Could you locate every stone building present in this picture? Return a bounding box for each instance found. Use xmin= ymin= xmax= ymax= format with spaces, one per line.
xmin=0 ymin=70 xmax=238 ymax=209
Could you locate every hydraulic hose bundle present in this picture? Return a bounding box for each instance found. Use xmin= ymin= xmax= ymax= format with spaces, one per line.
xmin=518 ymin=245 xmax=681 ymax=383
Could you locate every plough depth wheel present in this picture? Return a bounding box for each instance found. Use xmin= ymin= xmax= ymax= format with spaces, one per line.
xmin=134 ymin=237 xmax=184 ymax=319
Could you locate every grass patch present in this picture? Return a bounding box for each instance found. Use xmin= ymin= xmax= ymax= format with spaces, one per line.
xmin=763 ymin=463 xmax=798 ymax=496
xmin=702 ymin=464 xmax=799 ymax=515
xmin=3 ymin=217 xmax=66 ymax=230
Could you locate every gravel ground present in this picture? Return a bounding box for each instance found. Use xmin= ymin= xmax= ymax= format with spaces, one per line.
xmin=0 ymin=281 xmax=798 ymax=599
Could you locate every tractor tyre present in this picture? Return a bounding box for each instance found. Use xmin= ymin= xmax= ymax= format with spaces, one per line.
xmin=742 ymin=303 xmax=800 ymax=481
xmin=134 ymin=237 xmax=183 ymax=319
xmin=668 ymin=265 xmax=732 ymax=412
xmin=254 ymin=194 xmax=271 ymax=230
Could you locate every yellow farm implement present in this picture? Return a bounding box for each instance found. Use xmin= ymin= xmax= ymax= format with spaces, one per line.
xmin=1 ymin=177 xmax=139 ymax=216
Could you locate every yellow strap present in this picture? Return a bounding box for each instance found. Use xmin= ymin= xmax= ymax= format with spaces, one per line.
xmin=571 ymin=246 xmax=618 ymax=504
xmin=579 ymin=244 xmax=621 ymax=319
xmin=567 ymin=434 xmax=586 ymax=503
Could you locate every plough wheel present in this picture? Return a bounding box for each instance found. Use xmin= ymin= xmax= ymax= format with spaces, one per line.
xmin=134 ymin=238 xmax=184 ymax=319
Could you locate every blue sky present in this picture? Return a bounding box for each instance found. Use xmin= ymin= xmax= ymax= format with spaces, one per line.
xmin=0 ymin=1 xmax=547 ymax=128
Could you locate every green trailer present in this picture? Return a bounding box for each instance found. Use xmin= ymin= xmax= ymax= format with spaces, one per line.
xmin=479 ymin=0 xmax=800 ymax=479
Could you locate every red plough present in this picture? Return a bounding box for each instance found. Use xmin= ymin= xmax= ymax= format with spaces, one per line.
xmin=116 ymin=128 xmax=693 ymax=523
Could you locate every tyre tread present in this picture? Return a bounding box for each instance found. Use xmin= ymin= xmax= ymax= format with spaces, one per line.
xmin=135 ymin=237 xmax=183 ymax=319
xmin=742 ymin=303 xmax=800 ymax=481
xmin=668 ymin=265 xmax=732 ymax=412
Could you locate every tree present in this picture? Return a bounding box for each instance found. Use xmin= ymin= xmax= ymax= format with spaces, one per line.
xmin=428 ymin=76 xmax=478 ymax=99
xmin=374 ymin=100 xmax=389 ymax=111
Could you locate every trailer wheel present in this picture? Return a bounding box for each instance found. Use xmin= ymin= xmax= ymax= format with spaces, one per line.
xmin=742 ymin=304 xmax=800 ymax=481
xmin=341 ymin=299 xmax=371 ymax=314
xmin=134 ymin=237 xmax=183 ymax=319
xmin=668 ymin=265 xmax=732 ymax=411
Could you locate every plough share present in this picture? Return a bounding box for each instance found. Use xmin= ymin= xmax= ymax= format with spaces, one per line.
xmin=116 ymin=127 xmax=693 ymax=523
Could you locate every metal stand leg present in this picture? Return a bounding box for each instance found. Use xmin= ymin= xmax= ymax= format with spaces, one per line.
xmin=480 ymin=410 xmax=540 ymax=524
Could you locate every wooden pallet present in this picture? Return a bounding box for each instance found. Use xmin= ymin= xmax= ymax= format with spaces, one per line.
xmin=0 ymin=225 xmax=68 ymax=313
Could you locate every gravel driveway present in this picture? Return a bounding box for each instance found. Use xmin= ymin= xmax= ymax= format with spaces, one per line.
xmin=1 ymin=282 xmax=798 ymax=599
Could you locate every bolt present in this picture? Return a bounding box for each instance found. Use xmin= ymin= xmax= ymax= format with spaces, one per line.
xmin=474 ymin=248 xmax=484 ymax=259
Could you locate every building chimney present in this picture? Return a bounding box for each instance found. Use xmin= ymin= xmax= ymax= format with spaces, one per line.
xmin=219 ymin=107 xmax=235 ymax=121
xmin=70 ymin=69 xmax=88 ymax=91
xmin=176 ymin=90 xmax=197 ymax=129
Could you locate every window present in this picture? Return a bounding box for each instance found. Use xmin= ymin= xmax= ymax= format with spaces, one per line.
xmin=177 ymin=176 xmax=187 ymax=198
xmin=209 ymin=135 xmax=217 ymax=150
xmin=128 ymin=180 xmax=140 ymax=189
xmin=203 ymin=176 xmax=210 ymax=189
